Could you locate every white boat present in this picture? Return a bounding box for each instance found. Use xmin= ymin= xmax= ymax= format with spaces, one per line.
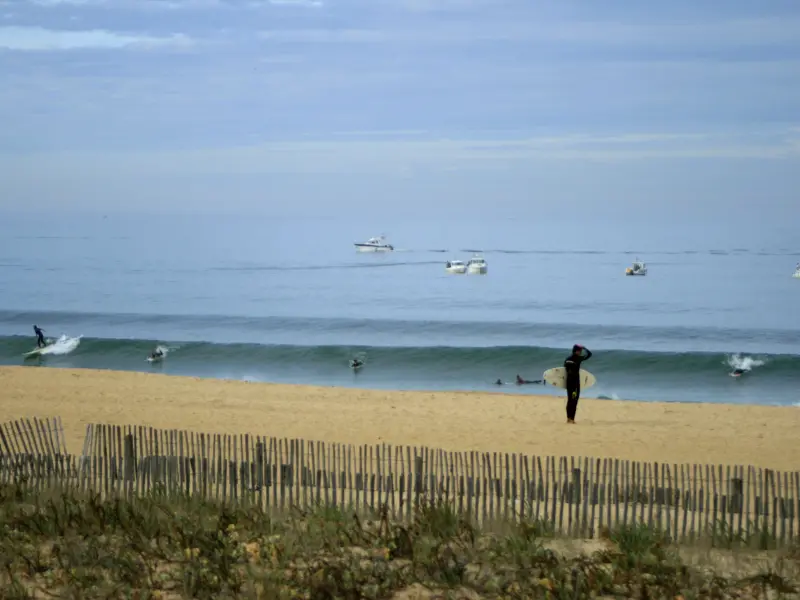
xmin=445 ymin=260 xmax=467 ymax=274
xmin=625 ymin=258 xmax=648 ymax=276
xmin=354 ymin=236 xmax=394 ymax=253
xmin=793 ymin=263 xmax=800 ymax=279
xmin=466 ymin=255 xmax=488 ymax=275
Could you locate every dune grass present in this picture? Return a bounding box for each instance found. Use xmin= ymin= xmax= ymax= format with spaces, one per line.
xmin=0 ymin=482 xmax=798 ymax=599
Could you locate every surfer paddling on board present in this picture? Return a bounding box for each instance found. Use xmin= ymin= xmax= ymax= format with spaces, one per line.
xmin=33 ymin=325 xmax=46 ymax=348
xmin=516 ymin=374 xmax=544 ymax=385
xmin=564 ymin=344 xmax=592 ymax=424
xmin=494 ymin=375 xmax=545 ymax=385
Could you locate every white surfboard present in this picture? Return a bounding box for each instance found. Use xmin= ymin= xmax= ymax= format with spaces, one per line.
xmin=23 ymin=342 xmax=54 ymax=358
xmin=543 ymin=367 xmax=596 ymax=390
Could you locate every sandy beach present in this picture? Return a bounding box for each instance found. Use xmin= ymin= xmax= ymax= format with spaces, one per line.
xmin=1 ymin=366 xmax=798 ymax=471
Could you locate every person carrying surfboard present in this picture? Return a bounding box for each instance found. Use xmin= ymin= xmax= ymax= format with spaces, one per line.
xmin=33 ymin=325 xmax=46 ymax=348
xmin=564 ymin=344 xmax=592 ymax=424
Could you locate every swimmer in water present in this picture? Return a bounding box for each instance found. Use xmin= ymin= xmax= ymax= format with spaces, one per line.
xmin=350 ymin=358 xmax=364 ymax=370
xmin=730 ymin=368 xmax=747 ymax=377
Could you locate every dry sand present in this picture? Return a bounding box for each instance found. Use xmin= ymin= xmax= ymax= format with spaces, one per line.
xmin=1 ymin=366 xmax=798 ymax=471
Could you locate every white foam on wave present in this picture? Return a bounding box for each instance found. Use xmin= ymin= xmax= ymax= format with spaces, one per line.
xmin=725 ymin=353 xmax=765 ymax=372
xmin=39 ymin=334 xmax=82 ymax=356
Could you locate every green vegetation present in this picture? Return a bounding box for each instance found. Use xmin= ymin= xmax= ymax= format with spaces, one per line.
xmin=0 ymin=482 xmax=798 ymax=599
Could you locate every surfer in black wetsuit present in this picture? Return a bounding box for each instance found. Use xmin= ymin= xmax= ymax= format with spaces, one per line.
xmin=350 ymin=358 xmax=363 ymax=370
xmin=564 ymin=344 xmax=592 ymax=424
xmin=494 ymin=375 xmax=544 ymax=385
xmin=33 ymin=325 xmax=46 ymax=348
xmin=516 ymin=374 xmax=544 ymax=385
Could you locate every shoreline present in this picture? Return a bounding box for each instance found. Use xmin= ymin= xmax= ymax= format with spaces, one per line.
xmin=1 ymin=366 xmax=799 ymax=471
xmin=3 ymin=357 xmax=797 ymax=409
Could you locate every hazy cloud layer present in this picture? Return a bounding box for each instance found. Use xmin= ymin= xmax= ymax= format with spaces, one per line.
xmin=1 ymin=0 xmax=799 ymax=216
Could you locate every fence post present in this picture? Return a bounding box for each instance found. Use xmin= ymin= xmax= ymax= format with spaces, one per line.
xmin=571 ymin=468 xmax=581 ymax=504
xmin=123 ymin=434 xmax=135 ymax=497
xmin=730 ymin=477 xmax=744 ymax=513
xmin=255 ymin=442 xmax=265 ymax=489
xmin=414 ymin=455 xmax=423 ymax=508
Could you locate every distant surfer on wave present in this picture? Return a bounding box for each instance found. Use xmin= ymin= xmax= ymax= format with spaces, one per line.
xmin=564 ymin=344 xmax=592 ymax=424
xmin=33 ymin=325 xmax=46 ymax=348
xmin=350 ymin=357 xmax=363 ymax=370
xmin=149 ymin=348 xmax=164 ymax=360
xmin=730 ymin=368 xmax=747 ymax=378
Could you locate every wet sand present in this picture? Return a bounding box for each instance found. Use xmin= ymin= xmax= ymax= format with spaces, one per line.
xmin=1 ymin=366 xmax=798 ymax=470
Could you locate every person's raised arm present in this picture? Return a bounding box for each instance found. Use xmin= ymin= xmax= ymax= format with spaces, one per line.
xmin=582 ymin=347 xmax=592 ymax=360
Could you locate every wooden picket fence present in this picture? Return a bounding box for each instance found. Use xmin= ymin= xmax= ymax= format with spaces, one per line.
xmin=0 ymin=416 xmax=68 ymax=457
xmin=1 ymin=418 xmax=799 ymax=547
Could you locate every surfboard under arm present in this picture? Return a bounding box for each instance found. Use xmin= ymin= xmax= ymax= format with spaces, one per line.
xmin=542 ymin=367 xmax=596 ymax=390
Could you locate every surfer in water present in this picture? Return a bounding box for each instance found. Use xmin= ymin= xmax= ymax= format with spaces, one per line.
xmin=494 ymin=375 xmax=545 ymax=385
xmin=564 ymin=344 xmax=592 ymax=424
xmin=149 ymin=348 xmax=164 ymax=360
xmin=33 ymin=325 xmax=46 ymax=348
xmin=350 ymin=358 xmax=364 ymax=370
xmin=730 ymin=368 xmax=748 ymax=378
xmin=516 ymin=374 xmax=544 ymax=385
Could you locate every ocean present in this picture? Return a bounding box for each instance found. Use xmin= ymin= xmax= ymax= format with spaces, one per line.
xmin=1 ymin=212 xmax=798 ymax=406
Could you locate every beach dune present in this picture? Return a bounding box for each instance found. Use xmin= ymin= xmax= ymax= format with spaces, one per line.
xmin=1 ymin=366 xmax=798 ymax=471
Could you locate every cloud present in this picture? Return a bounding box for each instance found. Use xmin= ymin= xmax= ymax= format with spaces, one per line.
xmin=24 ymin=0 xmax=105 ymax=5
xmin=257 ymin=16 xmax=800 ymax=47
xmin=5 ymin=129 xmax=798 ymax=179
xmin=266 ymin=0 xmax=322 ymax=6
xmin=16 ymin=0 xmax=321 ymax=8
xmin=0 ymin=25 xmax=192 ymax=50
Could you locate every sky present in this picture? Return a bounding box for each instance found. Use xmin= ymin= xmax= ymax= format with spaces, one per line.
xmin=0 ymin=0 xmax=799 ymax=222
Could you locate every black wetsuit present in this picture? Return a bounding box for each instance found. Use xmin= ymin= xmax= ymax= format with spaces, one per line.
xmin=564 ymin=347 xmax=592 ymax=420
xmin=33 ymin=326 xmax=46 ymax=348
